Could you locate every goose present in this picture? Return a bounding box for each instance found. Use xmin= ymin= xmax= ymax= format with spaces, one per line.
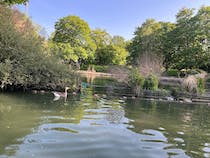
xmin=52 ymin=87 xmax=70 ymax=98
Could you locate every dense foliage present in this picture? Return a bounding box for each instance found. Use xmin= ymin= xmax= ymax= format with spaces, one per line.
xmin=51 ymin=21 xmax=128 ymax=67
xmin=91 ymin=29 xmax=128 ymax=65
xmin=0 ymin=0 xmax=28 ymax=5
xmin=143 ymin=75 xmax=159 ymax=91
xmin=52 ymin=16 xmax=96 ymax=66
xmin=0 ymin=5 xmax=72 ymax=91
xmin=128 ymin=68 xmax=159 ymax=95
xmin=128 ymin=68 xmax=145 ymax=88
xmin=128 ymin=6 xmax=210 ymax=72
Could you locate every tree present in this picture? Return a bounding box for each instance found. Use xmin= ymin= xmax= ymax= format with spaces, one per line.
xmin=95 ymin=45 xmax=128 ymax=65
xmin=91 ymin=29 xmax=128 ymax=65
xmin=112 ymin=45 xmax=128 ymax=65
xmin=0 ymin=5 xmax=72 ymax=90
xmin=95 ymin=45 xmax=115 ymax=65
xmin=0 ymin=0 xmax=28 ymax=5
xmin=127 ymin=19 xmax=174 ymax=66
xmin=166 ymin=6 xmax=210 ymax=70
xmin=112 ymin=35 xmax=126 ymax=48
xmin=91 ymin=28 xmax=112 ymax=48
xmin=91 ymin=29 xmax=113 ymax=65
xmin=53 ymin=16 xmax=96 ymax=65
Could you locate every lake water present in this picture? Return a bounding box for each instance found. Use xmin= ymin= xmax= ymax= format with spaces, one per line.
xmin=0 ymin=78 xmax=210 ymax=158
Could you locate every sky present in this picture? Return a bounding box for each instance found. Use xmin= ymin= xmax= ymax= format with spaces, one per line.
xmin=17 ymin=0 xmax=210 ymax=40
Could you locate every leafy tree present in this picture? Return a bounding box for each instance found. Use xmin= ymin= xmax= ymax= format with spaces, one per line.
xmin=95 ymin=45 xmax=115 ymax=65
xmin=91 ymin=29 xmax=112 ymax=48
xmin=52 ymin=16 xmax=96 ymax=65
xmin=112 ymin=35 xmax=126 ymax=48
xmin=127 ymin=19 xmax=174 ymax=65
xmin=167 ymin=6 xmax=210 ymax=70
xmin=112 ymin=46 xmax=128 ymax=65
xmin=0 ymin=0 xmax=28 ymax=5
xmin=0 ymin=5 xmax=72 ymax=90
xmin=91 ymin=29 xmax=128 ymax=65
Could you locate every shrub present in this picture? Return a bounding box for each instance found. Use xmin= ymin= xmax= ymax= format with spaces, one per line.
xmin=167 ymin=69 xmax=180 ymax=77
xmin=128 ymin=68 xmax=145 ymax=87
xmin=0 ymin=5 xmax=73 ymax=91
xmin=143 ymin=74 xmax=158 ymax=91
xmin=197 ymin=78 xmax=205 ymax=94
xmin=128 ymin=68 xmax=145 ymax=96
xmin=94 ymin=65 xmax=109 ymax=72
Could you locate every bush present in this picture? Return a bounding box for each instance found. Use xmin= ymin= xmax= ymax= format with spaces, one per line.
xmin=94 ymin=65 xmax=109 ymax=72
xmin=128 ymin=68 xmax=145 ymax=88
xmin=0 ymin=5 xmax=73 ymax=91
xmin=167 ymin=69 xmax=180 ymax=77
xmin=197 ymin=78 xmax=205 ymax=94
xmin=143 ymin=74 xmax=159 ymax=91
xmin=128 ymin=68 xmax=145 ymax=96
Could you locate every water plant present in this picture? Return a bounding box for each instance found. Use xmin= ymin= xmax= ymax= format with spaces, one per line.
xmin=143 ymin=74 xmax=159 ymax=91
xmin=197 ymin=78 xmax=205 ymax=94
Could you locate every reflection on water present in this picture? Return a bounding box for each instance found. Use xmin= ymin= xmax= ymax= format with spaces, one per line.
xmin=0 ymin=78 xmax=210 ymax=158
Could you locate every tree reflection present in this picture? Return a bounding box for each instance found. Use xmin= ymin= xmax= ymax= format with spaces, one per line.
xmin=124 ymin=99 xmax=210 ymax=158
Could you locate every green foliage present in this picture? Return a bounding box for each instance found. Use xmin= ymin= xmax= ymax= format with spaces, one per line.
xmin=52 ymin=16 xmax=96 ymax=64
xmin=49 ymin=42 xmax=78 ymax=62
xmin=51 ymin=19 xmax=128 ymax=67
xmin=128 ymin=6 xmax=210 ymax=72
xmin=164 ymin=6 xmax=210 ymax=70
xmin=128 ymin=68 xmax=145 ymax=88
xmin=95 ymin=45 xmax=115 ymax=65
xmin=0 ymin=5 xmax=72 ymax=90
xmin=143 ymin=75 xmax=159 ymax=91
xmin=197 ymin=78 xmax=205 ymax=94
xmin=91 ymin=29 xmax=128 ymax=66
xmin=0 ymin=0 xmax=28 ymax=5
xmin=167 ymin=69 xmax=180 ymax=77
xmin=127 ymin=19 xmax=174 ymax=65
xmin=112 ymin=35 xmax=126 ymax=48
xmin=93 ymin=65 xmax=109 ymax=73
xmin=112 ymin=46 xmax=128 ymax=65
xmin=0 ymin=59 xmax=12 ymax=88
xmin=91 ymin=29 xmax=112 ymax=48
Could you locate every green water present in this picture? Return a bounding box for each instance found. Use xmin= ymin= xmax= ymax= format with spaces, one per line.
xmin=0 ymin=79 xmax=210 ymax=158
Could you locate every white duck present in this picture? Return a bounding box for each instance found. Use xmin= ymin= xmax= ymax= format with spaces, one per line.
xmin=52 ymin=87 xmax=70 ymax=98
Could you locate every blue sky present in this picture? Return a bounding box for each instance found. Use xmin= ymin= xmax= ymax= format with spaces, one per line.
xmin=17 ymin=0 xmax=210 ymax=40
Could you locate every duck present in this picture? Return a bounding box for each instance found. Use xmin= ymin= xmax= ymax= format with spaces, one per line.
xmin=52 ymin=87 xmax=70 ymax=98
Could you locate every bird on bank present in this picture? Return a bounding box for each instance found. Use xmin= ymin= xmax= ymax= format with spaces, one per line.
xmin=52 ymin=87 xmax=70 ymax=98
